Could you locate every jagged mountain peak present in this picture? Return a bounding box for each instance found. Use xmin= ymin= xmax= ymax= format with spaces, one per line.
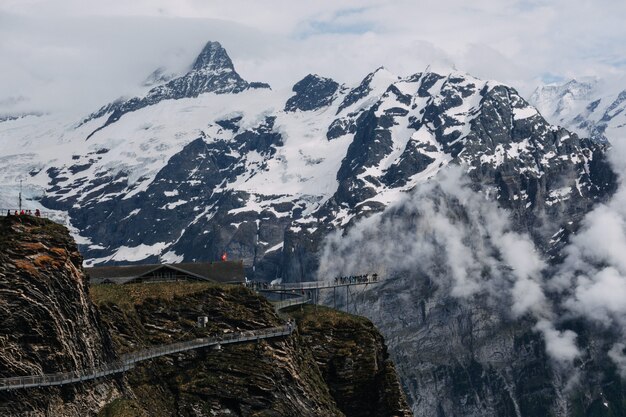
xmin=296 ymin=73 xmax=335 ymax=83
xmin=531 ymin=78 xmax=597 ymax=105
xmin=284 ymin=74 xmax=340 ymax=112
xmin=363 ymin=66 xmax=399 ymax=86
xmin=335 ymin=67 xmax=400 ymax=114
xmin=531 ymin=78 xmax=599 ymax=115
xmin=370 ymin=65 xmax=393 ymax=76
xmin=191 ymin=41 xmax=236 ymax=73
xmin=83 ymin=40 xmax=253 ymax=137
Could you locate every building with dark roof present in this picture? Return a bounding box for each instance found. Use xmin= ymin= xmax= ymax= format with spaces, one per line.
xmin=85 ymin=261 xmax=245 ymax=285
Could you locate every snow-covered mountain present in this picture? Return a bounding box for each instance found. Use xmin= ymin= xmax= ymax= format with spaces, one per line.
xmin=0 ymin=41 xmax=621 ymax=416
xmin=0 ymin=41 xmax=612 ymax=275
xmin=531 ymin=79 xmax=626 ymax=143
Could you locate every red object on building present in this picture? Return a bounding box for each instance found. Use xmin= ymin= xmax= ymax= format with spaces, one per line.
xmin=221 ymin=252 xmax=227 ymax=262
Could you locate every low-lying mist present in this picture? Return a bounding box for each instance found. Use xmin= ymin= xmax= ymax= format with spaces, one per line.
xmin=318 ymin=141 xmax=626 ymax=379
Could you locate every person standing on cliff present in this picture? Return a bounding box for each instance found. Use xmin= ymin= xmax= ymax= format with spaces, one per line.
xmin=35 ymin=209 xmax=41 ymax=217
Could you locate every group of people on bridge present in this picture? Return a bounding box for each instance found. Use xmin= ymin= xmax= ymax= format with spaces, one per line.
xmin=244 ymin=273 xmax=379 ymax=291
xmin=334 ymin=273 xmax=378 ymax=285
xmin=6 ymin=209 xmax=40 ymax=217
xmin=246 ymin=281 xmax=274 ymax=290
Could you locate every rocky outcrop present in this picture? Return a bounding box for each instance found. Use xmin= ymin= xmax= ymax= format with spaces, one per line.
xmin=355 ymin=276 xmax=626 ymax=417
xmin=289 ymin=305 xmax=412 ymax=417
xmin=0 ymin=215 xmax=122 ymax=416
xmin=284 ymin=74 xmax=340 ymax=112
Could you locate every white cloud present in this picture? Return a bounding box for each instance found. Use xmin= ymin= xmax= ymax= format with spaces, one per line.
xmin=318 ymin=166 xmax=561 ymax=352
xmin=315 ymin=164 xmax=597 ymax=369
xmin=1 ymin=0 xmax=626 ymax=115
xmin=567 ymin=268 xmax=626 ymax=323
xmin=553 ymin=137 xmax=626 ymax=375
xmin=608 ymin=343 xmax=626 ymax=378
xmin=534 ymin=319 xmax=580 ymax=363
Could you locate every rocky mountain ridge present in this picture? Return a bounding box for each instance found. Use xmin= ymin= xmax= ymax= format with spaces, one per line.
xmin=531 ymin=78 xmax=626 ymax=145
xmin=0 ymin=42 xmax=614 ymax=282
xmin=82 ymin=41 xmax=269 ymax=139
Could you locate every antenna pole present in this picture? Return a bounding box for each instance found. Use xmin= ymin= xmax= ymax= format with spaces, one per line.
xmin=18 ymin=179 xmax=22 ymax=212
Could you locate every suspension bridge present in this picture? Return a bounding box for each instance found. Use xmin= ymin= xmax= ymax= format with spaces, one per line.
xmin=0 ymin=324 xmax=297 ymax=392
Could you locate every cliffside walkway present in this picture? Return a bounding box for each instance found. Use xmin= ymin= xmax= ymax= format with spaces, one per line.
xmin=271 ymin=295 xmax=311 ymax=310
xmin=252 ymin=274 xmax=380 ymax=313
xmin=0 ymin=324 xmax=294 ymax=392
xmin=249 ymin=274 xmax=379 ymax=292
xmin=0 ymin=278 xmax=358 ymax=391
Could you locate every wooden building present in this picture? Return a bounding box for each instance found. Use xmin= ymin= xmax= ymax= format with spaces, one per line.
xmin=86 ymin=261 xmax=245 ymax=285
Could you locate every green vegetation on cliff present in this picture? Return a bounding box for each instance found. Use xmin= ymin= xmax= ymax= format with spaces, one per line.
xmin=92 ymin=283 xmax=344 ymax=416
xmin=90 ymin=281 xmax=223 ymax=313
xmin=92 ymin=283 xmax=411 ymax=416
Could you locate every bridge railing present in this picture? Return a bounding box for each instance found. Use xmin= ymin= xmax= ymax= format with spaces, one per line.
xmin=248 ymin=275 xmax=380 ymax=292
xmin=0 ymin=324 xmax=294 ymax=391
xmin=273 ymin=296 xmax=311 ymax=311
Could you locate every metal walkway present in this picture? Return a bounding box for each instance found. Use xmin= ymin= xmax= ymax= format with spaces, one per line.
xmin=0 ymin=277 xmax=365 ymax=391
xmin=249 ymin=274 xmax=379 ymax=292
xmin=253 ymin=274 xmax=381 ymax=314
xmin=0 ymin=324 xmax=294 ymax=392
xmin=271 ymin=295 xmax=311 ymax=310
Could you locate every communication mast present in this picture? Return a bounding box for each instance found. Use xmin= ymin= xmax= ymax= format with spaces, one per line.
xmin=18 ymin=179 xmax=22 ymax=212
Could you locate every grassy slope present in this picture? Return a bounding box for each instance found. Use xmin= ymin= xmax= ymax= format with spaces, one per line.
xmin=90 ymin=282 xmax=224 ymax=313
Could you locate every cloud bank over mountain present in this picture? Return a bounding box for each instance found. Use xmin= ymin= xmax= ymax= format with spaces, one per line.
xmin=2 ymin=0 xmax=626 ymax=115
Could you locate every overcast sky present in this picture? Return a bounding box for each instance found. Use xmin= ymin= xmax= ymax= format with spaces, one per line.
xmin=1 ymin=0 xmax=625 ymax=115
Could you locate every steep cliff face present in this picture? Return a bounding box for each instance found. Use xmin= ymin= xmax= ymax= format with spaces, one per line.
xmin=91 ymin=284 xmax=410 ymax=417
xmin=315 ymin=180 xmax=626 ymax=416
xmin=356 ymin=277 xmax=626 ymax=417
xmin=288 ymin=305 xmax=412 ymax=417
xmin=0 ymin=215 xmax=122 ymax=416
